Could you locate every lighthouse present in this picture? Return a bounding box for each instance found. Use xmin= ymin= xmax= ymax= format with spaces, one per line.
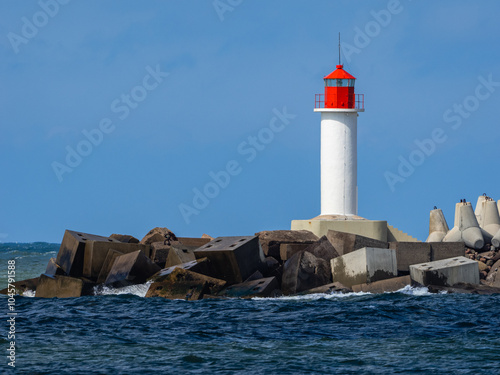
xmin=314 ymin=64 xmax=364 ymax=216
xmin=291 ymin=58 xmax=417 ymax=243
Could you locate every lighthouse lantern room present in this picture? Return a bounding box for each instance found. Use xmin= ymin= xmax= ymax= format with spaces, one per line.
xmin=324 ymin=64 xmax=356 ymax=108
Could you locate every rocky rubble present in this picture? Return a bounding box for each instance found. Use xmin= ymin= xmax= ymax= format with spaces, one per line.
xmin=4 ymin=226 xmax=500 ymax=298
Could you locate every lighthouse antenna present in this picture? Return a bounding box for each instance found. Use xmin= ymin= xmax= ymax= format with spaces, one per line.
xmin=338 ymin=32 xmax=341 ymax=65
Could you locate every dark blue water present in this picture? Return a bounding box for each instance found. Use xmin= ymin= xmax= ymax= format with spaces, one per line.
xmin=2 ymin=244 xmax=500 ymax=374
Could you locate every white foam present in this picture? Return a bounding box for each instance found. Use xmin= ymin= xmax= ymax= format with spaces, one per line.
xmin=94 ymin=281 xmax=152 ymax=297
xmin=252 ymin=291 xmax=372 ymax=301
xmin=21 ymin=289 xmax=36 ymax=298
xmin=393 ymin=285 xmax=436 ymax=296
xmin=14 ymin=251 xmax=57 ymax=259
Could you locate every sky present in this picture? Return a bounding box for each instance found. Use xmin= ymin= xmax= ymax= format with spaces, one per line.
xmin=1 ymin=0 xmax=500 ymax=243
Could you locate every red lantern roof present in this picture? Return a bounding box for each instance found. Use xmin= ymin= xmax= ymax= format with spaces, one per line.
xmin=324 ymin=64 xmax=356 ymax=80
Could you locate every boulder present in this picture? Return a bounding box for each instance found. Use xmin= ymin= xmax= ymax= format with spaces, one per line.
xmin=262 ymin=257 xmax=283 ymax=284
xmin=96 ymin=249 xmax=124 ymax=284
xmin=146 ymin=268 xmax=226 ymax=300
xmin=331 ymin=247 xmax=397 ymax=287
xmin=410 ymin=257 xmax=480 ymax=287
xmin=352 ymin=275 xmax=411 ymax=293
xmin=485 ymin=259 xmax=500 ymax=287
xmin=141 ymin=227 xmax=177 ymax=245
xmin=35 ymin=274 xmax=93 ymax=298
xmin=194 ymin=236 xmax=265 ymax=285
xmin=109 ymin=234 xmax=140 ymax=243
xmin=255 ymin=230 xmax=318 ymax=259
xmin=326 ymin=229 xmax=388 ymax=256
xmin=219 ymin=277 xmax=280 ymax=298
xmin=56 ymin=230 xmax=121 ymax=277
xmin=427 ymin=283 xmax=500 ymax=295
xmin=282 ymin=251 xmax=331 ymax=295
xmin=105 ymin=250 xmax=161 ymax=288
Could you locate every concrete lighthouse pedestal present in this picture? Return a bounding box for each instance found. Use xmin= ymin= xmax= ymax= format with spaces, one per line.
xmin=291 ymin=215 xmax=389 ymax=242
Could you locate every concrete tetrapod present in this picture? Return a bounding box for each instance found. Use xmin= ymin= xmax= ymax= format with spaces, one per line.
xmin=443 ymin=202 xmax=484 ymax=250
xmin=474 ymin=195 xmax=488 ymax=224
xmin=426 ymin=208 xmax=449 ymax=243
xmin=478 ymin=198 xmax=500 ymax=237
xmin=493 ymin=229 xmax=500 ymax=249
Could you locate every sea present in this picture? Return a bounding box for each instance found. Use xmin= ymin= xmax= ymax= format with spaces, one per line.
xmin=1 ymin=243 xmax=500 ymax=374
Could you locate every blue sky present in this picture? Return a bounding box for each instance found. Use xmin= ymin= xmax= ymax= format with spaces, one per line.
xmin=1 ymin=0 xmax=500 ymax=243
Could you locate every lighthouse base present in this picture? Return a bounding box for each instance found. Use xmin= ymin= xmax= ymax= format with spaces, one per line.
xmin=291 ymin=215 xmax=420 ymax=243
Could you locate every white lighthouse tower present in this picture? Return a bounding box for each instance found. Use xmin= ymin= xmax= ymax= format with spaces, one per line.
xmin=315 ymin=64 xmax=364 ymax=216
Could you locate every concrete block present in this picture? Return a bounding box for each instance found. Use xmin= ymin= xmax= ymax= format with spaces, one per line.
xmin=0 ymin=277 xmax=39 ymax=296
xmin=194 ymin=236 xmax=265 ymax=285
xmin=109 ymin=234 xmax=140 ymax=243
xmin=303 ymin=235 xmax=340 ymax=262
xmin=298 ymin=282 xmax=352 ymax=295
xmin=96 ymin=249 xmax=124 ymax=284
xmin=410 ymin=257 xmax=480 ymax=287
xmin=279 ymin=243 xmax=311 ymax=262
xmin=83 ymin=241 xmax=150 ymax=281
xmin=35 ymin=274 xmax=91 ymax=298
xmin=331 ymin=247 xmax=397 ymax=288
xmin=220 ymin=277 xmax=280 ymax=298
xmin=105 ymin=250 xmax=161 ymax=287
xmin=352 ymin=275 xmax=411 ymax=293
xmin=244 ymin=270 xmax=264 ymax=282
xmin=164 ymin=244 xmax=197 ymax=268
xmin=256 ymin=230 xmax=318 ymax=259
xmin=56 ymin=230 xmax=120 ymax=277
xmin=326 ymin=229 xmax=388 ymax=256
xmin=388 ymin=242 xmax=431 ymax=274
xmin=282 ymin=251 xmax=331 ymax=295
xmin=177 ymin=237 xmax=211 ymax=248
xmin=430 ymin=242 xmax=465 ymax=261
xmin=45 ymin=257 xmax=66 ymax=276
xmin=149 ymin=258 xmax=211 ymax=282
xmin=150 ymin=242 xmax=171 ymax=268
xmin=146 ymin=268 xmax=226 ymax=300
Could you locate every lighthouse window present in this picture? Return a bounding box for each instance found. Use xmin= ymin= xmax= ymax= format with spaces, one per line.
xmin=325 ymin=79 xmax=349 ymax=87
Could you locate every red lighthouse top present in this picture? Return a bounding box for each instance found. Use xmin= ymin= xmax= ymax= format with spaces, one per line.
xmin=324 ymin=64 xmax=356 ymax=80
xmin=315 ymin=64 xmax=364 ymax=110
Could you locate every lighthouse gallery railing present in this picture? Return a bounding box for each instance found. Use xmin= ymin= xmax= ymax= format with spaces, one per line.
xmin=314 ymin=94 xmax=364 ymax=110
